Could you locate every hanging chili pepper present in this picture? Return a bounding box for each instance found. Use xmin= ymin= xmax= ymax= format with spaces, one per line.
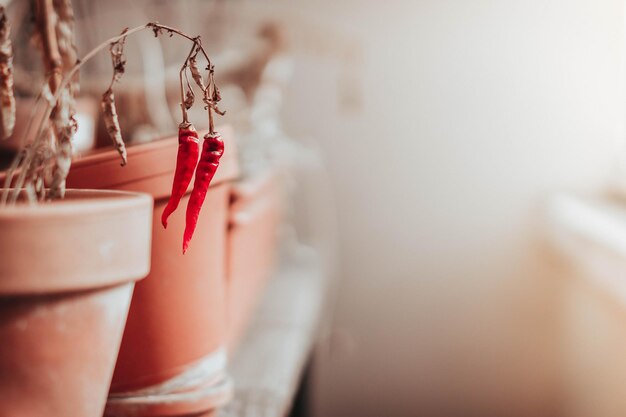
xmin=182 ymin=132 xmax=224 ymax=254
xmin=161 ymin=124 xmax=200 ymax=229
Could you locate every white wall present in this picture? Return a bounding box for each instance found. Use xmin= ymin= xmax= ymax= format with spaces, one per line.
xmin=279 ymin=1 xmax=625 ymax=416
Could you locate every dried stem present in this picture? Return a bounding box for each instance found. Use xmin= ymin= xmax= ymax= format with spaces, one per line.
xmin=53 ymin=0 xmax=78 ymax=76
xmin=24 ymin=129 xmax=54 ymax=197
xmin=0 ymin=6 xmax=15 ymax=140
xmin=0 ymin=149 xmax=22 ymax=204
xmin=38 ymin=0 xmax=78 ymax=199
xmin=36 ymin=0 xmax=62 ymax=93
xmin=2 ymin=22 xmax=224 ymax=204
xmin=50 ymin=0 xmax=79 ymax=199
xmin=205 ymin=64 xmax=225 ymax=134
xmin=149 ymin=23 xmax=214 ymax=67
xmin=208 ymin=91 xmax=215 ymax=133
xmin=179 ymin=42 xmax=198 ymax=125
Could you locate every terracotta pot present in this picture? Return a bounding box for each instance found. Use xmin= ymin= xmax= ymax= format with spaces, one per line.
xmin=2 ymin=97 xmax=98 ymax=154
xmin=0 ymin=189 xmax=153 ymax=417
xmin=226 ymin=170 xmax=283 ymax=350
xmin=66 ymin=127 xmax=239 ymax=416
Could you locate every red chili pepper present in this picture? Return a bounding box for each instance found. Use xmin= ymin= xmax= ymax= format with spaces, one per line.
xmin=161 ymin=124 xmax=200 ymax=229
xmin=182 ymin=132 xmax=224 ymax=254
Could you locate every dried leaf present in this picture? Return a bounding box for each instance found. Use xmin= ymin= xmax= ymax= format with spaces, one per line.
xmin=41 ymin=128 xmax=56 ymax=184
xmin=0 ymin=6 xmax=15 ymax=140
xmin=212 ymin=84 xmax=221 ymax=102
xmin=183 ymin=89 xmax=194 ymax=110
xmin=52 ymin=0 xmax=77 ymax=69
xmin=53 ymin=0 xmax=79 ymax=97
xmin=29 ymin=0 xmax=79 ymax=199
xmin=46 ymin=80 xmax=77 ymax=199
xmin=25 ymin=128 xmax=55 ymax=196
xmin=48 ymin=87 xmax=76 ymax=199
xmin=97 ymin=29 xmax=130 ymax=169
xmin=48 ymin=122 xmax=74 ymax=199
xmin=189 ymin=54 xmax=206 ymax=91
xmin=210 ymin=102 xmax=226 ymax=116
xmin=109 ymin=31 xmax=128 ymax=85
xmin=101 ymin=88 xmax=127 ymax=166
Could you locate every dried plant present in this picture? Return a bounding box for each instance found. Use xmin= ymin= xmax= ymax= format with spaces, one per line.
xmin=102 ymin=30 xmax=129 ymax=166
xmin=1 ymin=20 xmax=224 ymax=205
xmin=0 ymin=6 xmax=15 ymax=140
xmin=52 ymin=0 xmax=78 ymax=75
xmin=34 ymin=0 xmax=77 ymax=199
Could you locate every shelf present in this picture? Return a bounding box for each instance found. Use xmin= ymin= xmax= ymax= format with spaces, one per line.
xmin=219 ymin=258 xmax=327 ymax=417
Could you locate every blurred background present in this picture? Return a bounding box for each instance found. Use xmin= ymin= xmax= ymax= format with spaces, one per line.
xmin=282 ymin=1 xmax=626 ymax=416
xmin=9 ymin=0 xmax=626 ymax=416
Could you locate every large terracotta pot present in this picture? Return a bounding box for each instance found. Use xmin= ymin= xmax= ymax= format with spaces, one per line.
xmin=66 ymin=126 xmax=239 ymax=416
xmin=0 ymin=189 xmax=153 ymax=417
xmin=226 ymin=170 xmax=283 ymax=350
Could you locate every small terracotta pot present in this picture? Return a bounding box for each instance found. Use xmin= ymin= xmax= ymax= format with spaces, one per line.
xmin=226 ymin=170 xmax=283 ymax=350
xmin=66 ymin=127 xmax=239 ymax=416
xmin=2 ymin=97 xmax=98 ymax=154
xmin=0 ymin=189 xmax=153 ymax=417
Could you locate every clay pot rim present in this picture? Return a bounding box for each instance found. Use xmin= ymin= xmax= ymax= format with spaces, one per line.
xmin=0 ymin=189 xmax=152 ymax=217
xmin=0 ymin=189 xmax=153 ymax=295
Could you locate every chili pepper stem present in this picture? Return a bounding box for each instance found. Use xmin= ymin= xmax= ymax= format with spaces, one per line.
xmin=208 ymin=106 xmax=214 ymax=134
xmin=179 ymin=71 xmax=188 ymax=124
